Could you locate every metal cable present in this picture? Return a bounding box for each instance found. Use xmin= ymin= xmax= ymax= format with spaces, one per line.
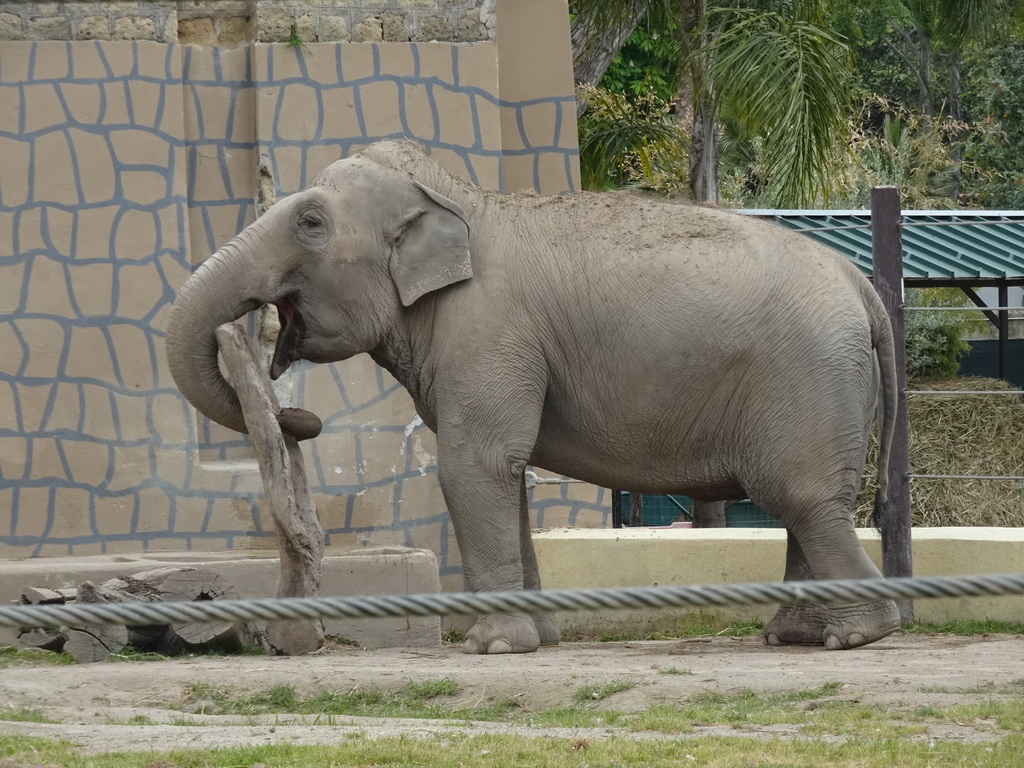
xmin=909 ymin=474 xmax=1024 ymax=481
xmin=4 ymin=573 xmax=1024 ymax=630
xmin=905 ymin=390 xmax=1024 ymax=396
xmin=902 ymin=306 xmax=1020 ymax=312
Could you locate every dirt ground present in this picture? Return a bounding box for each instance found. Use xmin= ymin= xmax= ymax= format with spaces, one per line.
xmin=3 ymin=633 xmax=1024 ymax=755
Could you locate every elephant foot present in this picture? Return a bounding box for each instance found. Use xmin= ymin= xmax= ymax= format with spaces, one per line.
xmin=532 ymin=614 xmax=561 ymax=646
xmin=463 ymin=614 xmax=540 ymax=654
xmin=764 ymin=603 xmax=828 ymax=646
xmin=823 ymin=600 xmax=900 ymax=650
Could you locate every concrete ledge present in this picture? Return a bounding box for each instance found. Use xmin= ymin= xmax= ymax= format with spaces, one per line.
xmin=534 ymin=527 xmax=1024 ymax=634
xmin=0 ymin=546 xmax=441 ymax=650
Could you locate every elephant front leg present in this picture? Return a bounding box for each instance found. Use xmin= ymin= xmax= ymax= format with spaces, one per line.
xmin=519 ymin=481 xmax=560 ymax=646
xmin=438 ymin=435 xmax=542 ymax=655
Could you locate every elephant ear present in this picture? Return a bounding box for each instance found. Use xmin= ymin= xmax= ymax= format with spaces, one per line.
xmin=388 ymin=181 xmax=473 ymax=307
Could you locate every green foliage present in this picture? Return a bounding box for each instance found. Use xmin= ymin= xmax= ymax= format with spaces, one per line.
xmin=708 ymin=7 xmax=854 ymax=207
xmin=904 ymin=287 xmax=987 ymax=379
xmin=599 ymin=24 xmax=683 ymax=104
xmin=840 ymin=98 xmax=966 ymax=208
xmin=576 ymin=86 xmax=688 ymax=192
xmin=962 ymin=41 xmax=1024 ymax=208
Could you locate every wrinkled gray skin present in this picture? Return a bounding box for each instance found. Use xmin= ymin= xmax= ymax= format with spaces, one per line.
xmin=167 ymin=141 xmax=900 ymax=654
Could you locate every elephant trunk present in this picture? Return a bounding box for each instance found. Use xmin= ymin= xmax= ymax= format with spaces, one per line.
xmin=166 ymin=230 xmax=275 ymax=435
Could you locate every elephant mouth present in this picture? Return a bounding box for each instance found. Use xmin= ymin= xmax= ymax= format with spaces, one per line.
xmin=270 ymin=294 xmax=305 ymax=380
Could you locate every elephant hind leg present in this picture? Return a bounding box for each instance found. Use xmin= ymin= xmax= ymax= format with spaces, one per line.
xmin=764 ymin=532 xmax=828 ymax=646
xmin=758 ymin=481 xmax=900 ymax=650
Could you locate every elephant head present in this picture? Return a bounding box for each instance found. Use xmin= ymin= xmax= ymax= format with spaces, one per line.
xmin=165 ymin=145 xmax=473 ymax=438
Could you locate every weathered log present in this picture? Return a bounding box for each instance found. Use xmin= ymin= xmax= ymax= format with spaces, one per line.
xmin=21 ymin=587 xmax=72 ymax=604
xmin=61 ymin=581 xmax=129 ymax=663
xmin=17 ymin=628 xmax=65 ymax=652
xmin=216 ymin=322 xmax=325 ymax=656
xmin=63 ymin=625 xmax=128 ymax=663
xmin=103 ymin=567 xmax=245 ymax=653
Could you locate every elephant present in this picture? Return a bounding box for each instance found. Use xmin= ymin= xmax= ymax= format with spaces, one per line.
xmin=166 ymin=140 xmax=900 ymax=654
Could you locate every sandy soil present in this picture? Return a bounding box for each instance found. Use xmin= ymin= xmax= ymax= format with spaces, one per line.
xmin=2 ymin=634 xmax=1022 ymax=755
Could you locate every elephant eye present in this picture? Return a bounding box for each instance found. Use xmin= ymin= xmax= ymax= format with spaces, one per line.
xmin=300 ymin=213 xmax=324 ymax=230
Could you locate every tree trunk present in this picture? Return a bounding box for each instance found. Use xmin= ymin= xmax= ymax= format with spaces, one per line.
xmin=919 ymin=33 xmax=933 ymax=118
xmin=690 ymin=101 xmax=719 ymax=203
xmin=691 ymin=500 xmax=727 ymax=528
xmin=947 ymin=52 xmax=964 ymax=203
xmin=571 ymin=1 xmax=649 ymax=117
xmin=687 ymin=0 xmax=719 ymax=203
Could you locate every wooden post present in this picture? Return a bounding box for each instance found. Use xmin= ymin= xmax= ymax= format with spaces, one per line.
xmin=216 ymin=322 xmax=325 ymax=655
xmin=871 ymin=186 xmax=914 ymax=623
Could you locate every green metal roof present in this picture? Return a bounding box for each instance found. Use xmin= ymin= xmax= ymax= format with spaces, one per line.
xmin=738 ymin=210 xmax=1024 ymax=285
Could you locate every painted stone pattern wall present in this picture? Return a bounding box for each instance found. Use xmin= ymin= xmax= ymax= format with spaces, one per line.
xmin=0 ymin=0 xmax=606 ymax=588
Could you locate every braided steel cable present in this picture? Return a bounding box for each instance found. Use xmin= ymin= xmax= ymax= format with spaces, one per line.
xmin=4 ymin=573 xmax=1024 ymax=630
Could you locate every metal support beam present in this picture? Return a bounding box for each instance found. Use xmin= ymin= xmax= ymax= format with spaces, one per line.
xmin=999 ymin=284 xmax=1010 ymax=381
xmin=871 ymin=186 xmax=914 ymax=623
xmin=611 ymin=490 xmax=623 ymax=529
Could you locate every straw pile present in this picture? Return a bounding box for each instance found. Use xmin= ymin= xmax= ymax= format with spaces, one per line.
xmin=854 ymin=376 xmax=1024 ymax=527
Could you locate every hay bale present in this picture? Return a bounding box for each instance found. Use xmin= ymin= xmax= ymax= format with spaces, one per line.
xmin=855 ymin=376 xmax=1024 ymax=527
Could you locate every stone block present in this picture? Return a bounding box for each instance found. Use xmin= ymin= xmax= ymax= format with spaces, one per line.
xmin=77 ymin=15 xmax=112 ymax=40
xmin=257 ymin=7 xmax=293 ymax=42
xmin=413 ymin=14 xmax=454 ymax=42
xmin=218 ymin=15 xmax=250 ymax=45
xmin=26 ymin=16 xmax=70 ymax=41
xmin=178 ymin=16 xmax=217 ymax=46
xmin=0 ymin=136 xmax=29 ymax=208
xmin=295 ymin=12 xmax=315 ymax=41
xmin=458 ymin=8 xmax=487 ymax=41
xmin=317 ymin=13 xmax=348 ymax=42
xmin=352 ymin=14 xmax=383 ymax=42
xmin=113 ymin=16 xmax=158 ymax=41
xmin=381 ymin=11 xmax=409 ymax=41
xmin=0 ymin=12 xmax=24 ymax=40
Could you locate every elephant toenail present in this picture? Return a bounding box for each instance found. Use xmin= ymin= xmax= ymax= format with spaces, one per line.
xmin=824 ymin=634 xmax=845 ymax=650
xmin=487 ymin=639 xmax=513 ymax=654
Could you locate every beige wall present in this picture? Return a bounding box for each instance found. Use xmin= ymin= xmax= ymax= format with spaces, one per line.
xmin=535 ymin=527 xmax=1024 ymax=631
xmin=0 ymin=1 xmax=600 ymax=588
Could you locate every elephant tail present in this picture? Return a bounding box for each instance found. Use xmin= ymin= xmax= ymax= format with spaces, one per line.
xmin=867 ymin=284 xmax=898 ymax=523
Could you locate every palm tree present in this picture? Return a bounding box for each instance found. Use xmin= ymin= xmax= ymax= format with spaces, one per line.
xmin=570 ymin=0 xmax=853 ymax=207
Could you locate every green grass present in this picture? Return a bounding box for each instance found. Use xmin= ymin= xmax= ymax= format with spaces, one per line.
xmin=3 ymin=732 xmax=1024 ymax=768
xmin=0 ymin=706 xmax=54 ymax=723
xmin=919 ymin=678 xmax=1024 ymax=695
xmin=589 ymin=613 xmax=765 ymax=642
xmin=0 ymin=645 xmax=74 ymax=668
xmin=440 ymin=626 xmax=467 ymax=644
xmin=902 ymin=619 xmax=1024 ymax=635
xmin=660 ymin=666 xmax=694 ymax=675
xmin=573 ymin=680 xmax=636 ymax=703
xmin=177 ymin=678 xmax=508 ymax=721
